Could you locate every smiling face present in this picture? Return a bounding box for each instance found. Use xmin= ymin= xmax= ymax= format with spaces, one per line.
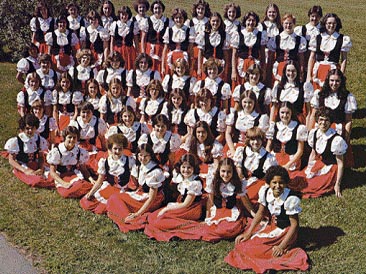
xmin=24 ymin=124 xmax=37 ymax=138
xmin=285 ymin=64 xmax=297 ymax=82
xmin=138 ymin=57 xmax=149 ymax=72
xmin=80 ymin=109 xmax=93 ymax=123
xmin=148 ymin=86 xmax=160 ymax=100
xmin=87 ymin=82 xmax=98 ymax=98
xmin=196 ymin=126 xmax=208 ymax=143
xmin=68 ymin=6 xmax=78 ymax=17
xmin=245 ymin=15 xmax=256 ymax=31
xmin=210 ymin=15 xmax=221 ymax=31
xmin=64 ymin=133 xmax=78 ymax=150
xmin=110 ymin=83 xmax=122 ymax=97
xmin=207 ymin=65 xmax=218 ymax=79
xmin=32 ymin=106 xmax=44 ymax=119
xmin=60 ymin=78 xmax=71 ymax=91
xmin=325 ymin=17 xmax=337 ymax=34
xmin=198 ymin=98 xmax=212 ymax=112
xmin=80 ymin=55 xmax=91 ymax=67
xmin=57 ymin=19 xmax=67 ymax=33
xmin=121 ymin=111 xmax=135 ymax=127
xmin=249 ymin=137 xmax=262 ymax=152
xmin=110 ymin=143 xmax=124 ymax=159
xmin=220 ymin=164 xmax=233 ymax=183
xmin=309 ymin=12 xmax=320 ymax=26
xmin=241 ymin=97 xmax=255 ymax=114
xmin=317 ymin=116 xmax=331 ymax=133
xmin=120 ymin=12 xmax=129 ymax=22
xmin=171 ymin=94 xmax=183 ymax=108
xmin=227 ymin=7 xmax=237 ymax=22
xmin=279 ymin=106 xmax=292 ymax=125
xmin=248 ymin=71 xmax=260 ymax=85
xmin=40 ymin=61 xmax=50 ymax=73
xmin=137 ymin=4 xmax=147 ymax=16
xmin=174 ymin=14 xmax=185 ymax=28
xmin=138 ymin=150 xmax=151 ymax=165
xmin=269 ymin=175 xmax=286 ymax=198
xmin=196 ymin=4 xmax=205 ymax=19
xmin=267 ymin=7 xmax=277 ymax=22
xmin=180 ymin=161 xmax=194 ymax=179
xmin=283 ymin=18 xmax=294 ymax=34
xmin=40 ymin=6 xmax=48 ymax=19
xmin=152 ymin=3 xmax=163 ymax=17
xmin=102 ymin=3 xmax=112 ymax=17
xmin=175 ymin=64 xmax=185 ymax=76
xmin=110 ymin=60 xmax=121 ymax=70
xmin=28 ymin=78 xmax=40 ymax=91
xmin=154 ymin=122 xmax=167 ymax=138
xmin=329 ymin=74 xmax=341 ymax=92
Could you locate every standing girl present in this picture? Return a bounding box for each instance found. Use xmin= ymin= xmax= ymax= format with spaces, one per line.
xmin=201 ymin=158 xmax=253 ymax=242
xmin=34 ymin=54 xmax=58 ymax=91
xmin=84 ymin=79 xmax=102 ymax=117
xmin=132 ymin=0 xmax=150 ymax=53
xmin=4 ymin=114 xmax=50 ymax=188
xmin=225 ymin=166 xmax=309 ymax=273
xmin=80 ymin=134 xmax=135 ymax=214
xmin=144 ymin=153 xmax=203 ymax=241
xmin=66 ymin=2 xmax=87 ymax=45
xmin=16 ymin=43 xmax=40 ymax=85
xmin=99 ymin=0 xmax=117 ymax=31
xmin=106 ymin=143 xmax=165 ymax=232
xmin=47 ymin=126 xmax=93 ymax=198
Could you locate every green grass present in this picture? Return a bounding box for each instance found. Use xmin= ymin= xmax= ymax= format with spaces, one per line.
xmin=1 ymin=1 xmax=366 ymax=273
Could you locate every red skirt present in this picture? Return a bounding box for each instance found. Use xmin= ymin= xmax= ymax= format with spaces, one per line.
xmin=246 ymin=178 xmax=266 ymax=204
xmin=13 ymin=161 xmax=54 ymax=188
xmin=146 ymin=42 xmax=164 ymax=73
xmin=106 ymin=190 xmax=164 ymax=233
xmin=144 ymin=200 xmax=203 ymax=241
xmin=52 ymin=172 xmax=92 ymax=198
xmin=113 ymin=45 xmax=137 ymax=71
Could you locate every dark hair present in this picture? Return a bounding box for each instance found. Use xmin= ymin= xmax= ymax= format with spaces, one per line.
xmin=262 ymin=3 xmax=281 ymax=27
xmin=150 ymin=0 xmax=165 ymax=12
xmin=34 ymin=2 xmax=51 ymax=18
xmin=320 ymin=13 xmax=342 ymax=33
xmin=62 ymin=126 xmax=80 ymax=140
xmin=237 ymin=89 xmax=258 ymax=113
xmin=195 ymin=88 xmax=215 ymax=109
xmin=242 ymin=11 xmax=260 ymax=27
xmin=190 ymin=121 xmax=215 ymax=163
xmin=308 ymin=5 xmax=323 ymax=17
xmin=213 ymin=158 xmax=241 ymax=198
xmin=174 ymin=153 xmax=200 ymax=176
xmin=205 ymin=12 xmax=224 ymax=33
xmin=191 ymin=0 xmax=211 ymax=18
xmin=172 ymin=8 xmax=188 ymax=21
xmin=245 ymin=63 xmax=262 ymax=82
xmin=105 ymin=51 xmax=125 ymax=68
xmin=136 ymin=143 xmax=159 ymax=165
xmin=152 ymin=114 xmax=171 ymax=130
xmin=22 ymin=43 xmax=39 ymax=58
xmin=19 ymin=114 xmax=40 ymax=130
xmin=146 ymin=79 xmax=164 ymax=99
xmin=134 ymin=53 xmax=153 ymax=70
xmin=66 ymin=2 xmax=80 ymax=13
xmin=320 ymin=69 xmax=349 ymax=102
xmin=56 ymin=13 xmax=69 ymax=29
xmin=202 ymin=57 xmax=224 ymax=76
xmin=78 ymin=102 xmax=94 ymax=113
xmin=264 ymin=165 xmax=290 ymax=185
xmin=277 ymin=101 xmax=298 ymax=122
xmin=85 ymin=78 xmax=102 ymax=99
xmin=107 ymin=133 xmax=128 ymax=150
xmin=245 ymin=127 xmax=265 ymax=147
xmin=119 ymin=105 xmax=137 ymax=124
xmin=223 ymin=3 xmax=241 ymax=19
xmin=56 ymin=72 xmax=73 ymax=92
xmin=315 ymin=107 xmax=334 ymax=124
xmin=168 ymin=88 xmax=188 ymax=110
xmin=279 ymin=60 xmax=301 ymax=88
xmin=39 ymin=53 xmax=52 ymax=64
xmin=133 ymin=0 xmax=150 ymax=13
xmin=87 ymin=10 xmax=101 ymax=23
xmin=100 ymin=0 xmax=117 ymax=19
xmin=117 ymin=6 xmax=132 ymax=19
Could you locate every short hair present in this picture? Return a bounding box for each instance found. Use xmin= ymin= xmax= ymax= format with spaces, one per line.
xmin=264 ymin=165 xmax=290 ymax=185
xmin=105 ymin=51 xmax=125 ymax=68
xmin=195 ymin=88 xmax=215 ymax=109
xmin=202 ymin=57 xmax=223 ymax=75
xmin=245 ymin=127 xmax=265 ymax=146
xmin=315 ymin=107 xmax=334 ymax=124
xmin=308 ymin=5 xmax=323 ymax=17
xmin=107 ymin=133 xmax=128 ymax=150
xmin=39 ymin=54 xmax=52 ymax=64
xmin=136 ymin=143 xmax=159 ymax=164
xmin=223 ymin=3 xmax=241 ymax=19
xmin=87 ymin=10 xmax=101 ymax=22
xmin=172 ymin=8 xmax=188 ymax=21
xmin=62 ymin=126 xmax=80 ymax=140
xmin=26 ymin=72 xmax=41 ymax=86
xmin=66 ymin=2 xmax=80 ymax=12
xmin=31 ymin=99 xmax=44 ymax=111
xmin=22 ymin=43 xmax=39 ymax=58
xmin=150 ymin=0 xmax=165 ymax=12
xmin=282 ymin=13 xmax=296 ymax=25
xmin=76 ymin=49 xmax=95 ymax=65
xmin=320 ymin=13 xmax=342 ymax=32
xmin=242 ymin=11 xmax=260 ymax=27
xmin=152 ymin=114 xmax=171 ymax=130
xmin=133 ymin=0 xmax=150 ymax=13
xmin=19 ymin=114 xmax=40 ymax=130
xmin=134 ymin=53 xmax=153 ymax=70
xmin=172 ymin=58 xmax=189 ymax=75
xmin=117 ymin=6 xmax=132 ymax=19
xmin=245 ymin=63 xmax=262 ymax=82
xmin=78 ymin=102 xmax=94 ymax=113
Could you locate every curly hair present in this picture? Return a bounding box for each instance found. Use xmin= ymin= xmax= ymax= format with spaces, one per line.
xmin=191 ymin=0 xmax=211 ymax=18
xmin=264 ymin=165 xmax=290 ymax=185
xmin=107 ymin=133 xmax=128 ymax=150
xmin=241 ymin=11 xmax=260 ymax=27
xmin=223 ymin=3 xmax=241 ymax=19
xmin=18 ymin=114 xmax=40 ymax=130
xmin=320 ymin=69 xmax=349 ymax=103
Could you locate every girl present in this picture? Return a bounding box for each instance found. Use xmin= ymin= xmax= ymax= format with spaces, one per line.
xmin=307 ymin=13 xmax=352 ymax=88
xmin=66 ymin=2 xmax=87 ymax=44
xmin=267 ymin=13 xmax=307 ymax=82
xmin=99 ymin=77 xmax=136 ymax=126
xmin=142 ymin=0 xmax=170 ymax=72
xmin=161 ymin=58 xmax=196 ymax=105
xmin=184 ymin=88 xmax=226 ymax=140
xmin=161 ymin=8 xmax=191 ymax=76
xmin=189 ymin=0 xmax=211 ymax=78
xmin=232 ymin=63 xmax=271 ymax=115
xmin=182 ymin=121 xmax=223 ymax=191
xmin=80 ymin=133 xmax=135 ymax=214
xmin=100 ymin=0 xmax=117 ymax=30
xmin=222 ymin=3 xmax=241 ymax=84
xmin=196 ymin=12 xmax=228 ymax=79
xmin=106 ymin=143 xmax=165 ymax=232
xmin=138 ymin=114 xmax=181 ymax=169
xmin=4 ymin=114 xmax=50 ymax=188
xmin=192 ymin=57 xmax=231 ymax=112
xmin=225 ymin=90 xmax=269 ymax=157
xmin=161 ymin=88 xmax=189 ymax=142
xmin=270 ymin=61 xmax=309 ymax=125
xmin=81 ymin=10 xmax=110 ymax=69
xmin=31 ymin=99 xmax=58 ymax=145
xmin=34 ymin=54 xmax=58 ymax=91
xmin=139 ymin=79 xmax=166 ymax=126
xmin=266 ymin=102 xmax=308 ymax=175
xmin=69 ymin=49 xmax=97 ymax=94
xmin=96 ymin=51 xmax=128 ymax=93
xmin=45 ymin=14 xmax=78 ymax=72
xmin=52 ymin=72 xmax=83 ymax=131
xmin=231 ymin=11 xmax=267 ymax=84
xmin=144 ymin=153 xmax=204 ymax=241
xmin=84 ymin=79 xmax=102 ymax=117
xmin=225 ymin=166 xmax=309 ymax=273
xmin=258 ymin=3 xmax=282 ymax=86
xmin=16 ymin=43 xmax=40 ymax=85
xmin=109 ymin=6 xmax=137 ymax=70
xmin=298 ymin=108 xmax=347 ymax=198
xmin=132 ymin=0 xmax=150 ymax=53
xmin=30 ymin=2 xmax=54 ymax=54
xmin=234 ymin=127 xmax=277 ymax=204
xmin=126 ymin=53 xmax=161 ymax=100
xmin=17 ymin=72 xmax=52 ymax=117
xmin=47 ymin=126 xmax=93 ymax=198
xmin=201 ymin=158 xmax=253 ymax=242
xmin=106 ymin=106 xmax=150 ymax=155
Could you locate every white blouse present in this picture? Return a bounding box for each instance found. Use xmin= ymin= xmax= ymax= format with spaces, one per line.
xmin=184 ymin=107 xmax=226 ymax=132
xmin=226 ymin=109 xmax=269 ymax=134
xmin=69 ymin=65 xmax=98 ymax=82
xmin=133 ymin=14 xmax=149 ymax=33
xmin=163 ymin=24 xmax=190 ymax=44
xmin=35 ymin=68 xmax=58 ymax=90
xmin=294 ymin=23 xmax=320 ymax=42
xmin=257 ymin=21 xmax=279 ymax=38
xmin=45 ymin=29 xmax=79 ymax=47
xmin=30 ymin=17 xmax=53 ymax=33
xmin=267 ymin=120 xmax=308 ymax=143
xmin=139 ymin=97 xmax=165 ymax=116
xmin=310 ymin=90 xmax=357 ymax=114
xmin=232 ymin=82 xmax=272 ymax=105
xmin=138 ymin=131 xmax=181 ymax=153
xmin=47 ymin=142 xmax=89 ymax=166
xmin=161 ymin=103 xmax=185 ymax=125
xmin=97 ymin=155 xmax=135 ymax=176
xmin=101 ymin=15 xmax=114 ymax=30
xmin=231 ymin=28 xmax=267 ymax=49
xmin=17 ymin=56 xmax=40 ymax=74
xmin=161 ymin=74 xmax=196 ymax=94
xmin=5 ymin=133 xmax=48 ymax=155
xmin=52 ymin=90 xmax=83 ymax=107
xmin=308 ymin=128 xmax=347 ymax=156
xmin=272 ymin=82 xmax=311 ymax=103
xmin=37 ymin=115 xmax=58 ymax=135
xmin=308 ymin=32 xmax=352 ymax=54
xmin=98 ymin=94 xmax=136 ymax=114
xmin=193 ymin=77 xmax=231 ymax=100
xmin=268 ymin=31 xmax=307 ymax=53
xmin=196 ymin=30 xmax=230 ymax=50
xmin=96 ymin=67 xmax=127 ymax=86
xmin=69 ymin=116 xmax=107 ymax=140
xmin=17 ymin=87 xmax=52 ymax=107
xmin=67 ymin=15 xmax=86 ymax=31
xmin=80 ymin=25 xmax=110 ymax=42
xmin=172 ymin=172 xmax=202 ymax=196
xmin=189 ymin=17 xmax=209 ymax=43
xmin=126 ymin=69 xmax=161 ymax=88
xmin=106 ymin=122 xmax=150 ymax=141
xmin=110 ymin=20 xmax=139 ymax=37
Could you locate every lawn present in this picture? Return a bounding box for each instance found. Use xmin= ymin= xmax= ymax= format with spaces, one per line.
xmin=1 ymin=0 xmax=366 ymax=273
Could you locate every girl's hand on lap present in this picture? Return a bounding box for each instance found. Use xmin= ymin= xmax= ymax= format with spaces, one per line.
xmin=235 ymin=232 xmax=251 ymax=244
xmin=272 ymin=245 xmax=285 ymax=257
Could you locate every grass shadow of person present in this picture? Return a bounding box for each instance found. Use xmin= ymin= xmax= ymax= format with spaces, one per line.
xmin=352 ymin=107 xmax=366 ymax=120
xmin=350 ymin=127 xmax=366 ymax=140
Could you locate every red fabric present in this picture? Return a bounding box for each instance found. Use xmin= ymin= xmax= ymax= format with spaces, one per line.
xmin=237 ymin=58 xmax=256 ymax=84
xmin=225 ymin=222 xmax=309 ymax=273
xmin=246 ymin=179 xmax=266 ymax=204
xmin=165 ymin=50 xmax=186 ymax=76
xmin=58 ymin=114 xmax=71 ymax=131
xmin=144 ymin=200 xmax=203 ymax=241
xmin=38 ymin=43 xmax=49 ymax=55
xmin=52 ymin=172 xmax=92 ymax=198
xmin=80 ymin=184 xmax=121 ymax=214
xmin=106 ymin=190 xmax=164 ymax=232
xmin=146 ymin=42 xmax=164 ymax=73
xmin=13 ymin=162 xmax=54 ymax=188
xmin=113 ymin=45 xmax=137 ymax=70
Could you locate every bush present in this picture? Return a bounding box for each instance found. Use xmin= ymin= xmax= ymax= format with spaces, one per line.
xmin=0 ymin=0 xmax=103 ymax=62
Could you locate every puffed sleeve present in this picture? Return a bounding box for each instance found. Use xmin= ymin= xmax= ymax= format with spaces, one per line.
xmin=44 ymin=32 xmax=53 ymax=46
xmin=161 ymin=102 xmax=169 ymax=117
xmin=137 ymin=133 xmax=148 ymax=147
xmin=258 ymin=114 xmax=269 ymax=133
xmin=162 ymin=27 xmax=169 ymax=44
xmin=232 ymin=85 xmax=241 ymax=102
xmin=217 ymin=111 xmax=227 ymax=132
xmin=162 ymin=74 xmax=170 ymax=93
xmin=78 ymin=148 xmax=90 ymax=164
xmin=260 ymin=30 xmax=268 ymax=46
xmin=30 ymin=17 xmax=37 ymax=32
xmin=43 ymin=90 xmax=53 ymax=106
xmin=192 ymin=80 xmax=202 ymax=95
xmin=39 ymin=136 xmax=49 ymax=151
xmin=293 ymin=26 xmax=302 ymax=37
xmin=296 ymin=124 xmax=308 ymax=142
xmin=4 ymin=137 xmax=20 ymax=154
xmin=271 ymin=81 xmax=280 ymax=103
xmin=49 ymin=117 xmax=58 ymax=131
xmin=109 ymin=21 xmax=117 ymax=36
xmin=189 ymin=77 xmax=197 ymax=95
xmin=141 ymin=123 xmax=150 ymax=134
xmin=267 ymin=36 xmax=276 ymax=52
xmin=98 ymin=118 xmax=108 ymax=135
xmin=310 ymin=89 xmax=320 ymax=109
xmin=16 ymin=58 xmax=30 ymax=73
xmin=105 ymin=125 xmax=118 ymax=139
xmin=230 ymin=30 xmax=239 ymax=49
xmin=97 ymin=157 xmax=107 ymax=175
xmin=264 ymin=87 xmax=272 ymax=105
xmin=225 ymin=108 xmax=235 ymax=126
xmin=195 ymin=32 xmax=205 ymax=49
xmin=212 ymin=142 xmax=223 ymax=158
xmin=98 ymin=95 xmax=108 ymax=114
xmin=16 ymin=91 xmax=25 ymax=106
xmin=71 ymin=33 xmax=79 ymax=47
xmin=237 ymin=179 xmax=248 ymax=196
xmin=153 ymin=70 xmax=162 ymax=81
xmin=72 ymin=91 xmax=84 ymax=105
xmin=139 ymin=98 xmax=147 ymax=114
xmin=126 ymin=96 xmax=137 ymax=111
xmin=126 ymin=70 xmax=134 ymax=87
xmin=184 ymin=109 xmax=196 ymax=127
xmin=308 ymin=35 xmax=317 ymax=52
xmin=128 ymin=156 xmax=136 ymax=169
xmin=169 ymin=133 xmax=181 ymax=152
xmin=220 ymin=82 xmax=232 ymax=100
xmin=47 ymin=146 xmax=62 ymax=165
xmin=186 ymin=179 xmax=203 ymax=196
xmin=298 ymin=36 xmax=307 ymax=53
xmin=145 ymin=167 xmax=165 ymax=188
xmin=345 ymin=93 xmax=357 ymax=114
xmin=342 ymin=35 xmax=352 ymax=52
xmin=307 ymin=128 xmax=317 ymax=148
xmin=233 ymin=146 xmax=244 ymax=167
xmin=263 ymin=153 xmax=278 ymax=172
xmin=258 ymin=185 xmax=268 ymax=207
xmin=303 ymin=82 xmax=314 ymax=103
xmin=266 ymin=121 xmax=275 ymax=140
xmin=51 ymin=89 xmax=58 ymax=105
xmin=99 ymin=28 xmax=110 ymax=41
xmin=284 ymin=195 xmax=302 ymax=215
xmin=79 ymin=27 xmax=86 ymax=42
xmin=331 ymin=135 xmax=348 ymax=155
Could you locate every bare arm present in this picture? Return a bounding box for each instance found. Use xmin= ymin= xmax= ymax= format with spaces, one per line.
xmin=240 ymin=194 xmax=255 ymax=218
xmin=158 ymin=193 xmax=195 ymax=217
xmin=231 ymin=48 xmax=237 ymax=82
xmin=85 ymin=174 xmax=104 ymax=200
xmin=272 ymin=214 xmax=299 ymax=257
xmin=340 ymin=51 xmax=348 ymax=74
xmin=125 ymin=187 xmax=158 ymax=222
xmin=306 ymin=51 xmax=315 ymax=82
xmin=225 ymin=125 xmax=236 ymax=157
xmin=235 ymin=204 xmax=265 ymax=244
xmin=334 ymin=154 xmax=344 ymax=198
xmin=283 ymin=141 xmax=304 ymax=170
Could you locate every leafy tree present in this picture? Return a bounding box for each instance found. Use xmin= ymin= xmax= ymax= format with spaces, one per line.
xmin=0 ymin=0 xmax=103 ymax=61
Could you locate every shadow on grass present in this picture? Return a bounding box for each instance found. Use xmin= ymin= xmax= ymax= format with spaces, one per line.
xmin=343 ymin=167 xmax=366 ymax=189
xmin=297 ymin=226 xmax=345 ymax=251
xmin=351 ymin=127 xmax=366 ymax=140
xmin=353 ymin=108 xmax=366 ymax=120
